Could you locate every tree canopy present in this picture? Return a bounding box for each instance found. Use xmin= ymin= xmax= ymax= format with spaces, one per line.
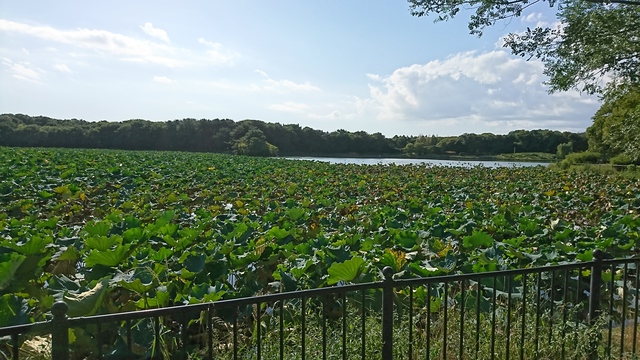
xmin=409 ymin=0 xmax=640 ymax=94
xmin=408 ymin=0 xmax=640 ymax=162
xmin=587 ymin=84 xmax=640 ymax=162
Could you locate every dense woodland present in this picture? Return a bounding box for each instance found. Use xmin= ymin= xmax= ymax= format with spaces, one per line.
xmin=0 ymin=113 xmax=587 ymax=158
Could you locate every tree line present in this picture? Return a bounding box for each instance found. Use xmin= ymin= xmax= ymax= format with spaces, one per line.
xmin=0 ymin=113 xmax=587 ymax=158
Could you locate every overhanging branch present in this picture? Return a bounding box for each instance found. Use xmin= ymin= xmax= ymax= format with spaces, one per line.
xmin=584 ymin=0 xmax=640 ymax=5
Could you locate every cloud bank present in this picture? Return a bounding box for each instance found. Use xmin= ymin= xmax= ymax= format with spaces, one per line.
xmin=362 ymin=50 xmax=598 ymax=132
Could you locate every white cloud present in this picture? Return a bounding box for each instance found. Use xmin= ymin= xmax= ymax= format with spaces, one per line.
xmin=366 ymin=73 xmax=380 ymax=81
xmin=198 ymin=38 xmax=239 ymax=65
xmin=521 ymin=12 xmax=552 ymax=28
xmin=153 ymin=75 xmax=172 ymax=84
xmin=0 ymin=19 xmax=239 ymax=68
xmin=268 ymin=101 xmax=310 ymax=112
xmin=362 ymin=50 xmax=599 ymax=131
xmin=255 ymin=70 xmax=321 ymax=92
xmin=309 ymin=110 xmax=341 ymax=119
xmin=53 ymin=63 xmax=71 ymax=73
xmin=0 ymin=19 xmax=183 ymax=67
xmin=11 ymin=63 xmax=43 ymax=82
xmin=140 ymin=22 xmax=170 ymax=43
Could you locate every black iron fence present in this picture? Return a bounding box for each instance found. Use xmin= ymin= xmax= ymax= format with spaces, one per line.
xmin=1 ymin=251 xmax=638 ymax=359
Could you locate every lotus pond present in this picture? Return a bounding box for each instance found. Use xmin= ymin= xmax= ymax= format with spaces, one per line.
xmin=1 ymin=147 xmax=639 ymax=324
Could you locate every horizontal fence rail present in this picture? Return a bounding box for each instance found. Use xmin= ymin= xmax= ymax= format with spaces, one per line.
xmin=0 ymin=253 xmax=638 ymax=360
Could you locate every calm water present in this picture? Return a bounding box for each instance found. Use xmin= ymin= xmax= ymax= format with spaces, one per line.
xmin=284 ymin=157 xmax=550 ymax=168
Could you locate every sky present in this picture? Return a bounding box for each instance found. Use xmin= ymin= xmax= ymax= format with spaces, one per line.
xmin=0 ymin=1 xmax=600 ymax=137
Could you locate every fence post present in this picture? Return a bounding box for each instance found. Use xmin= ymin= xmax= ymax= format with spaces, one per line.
xmin=588 ymin=249 xmax=604 ymax=360
xmin=382 ymin=266 xmax=394 ymax=360
xmin=51 ymin=301 xmax=69 ymax=360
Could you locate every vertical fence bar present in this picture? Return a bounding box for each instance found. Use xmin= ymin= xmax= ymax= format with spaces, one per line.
xmin=520 ymin=274 xmax=527 ymax=360
xmin=409 ymin=285 xmax=414 ymax=360
xmin=621 ymin=263 xmax=629 ymax=357
xmin=633 ymin=261 xmax=639 ymax=354
xmin=549 ymin=270 xmax=555 ymax=346
xmin=323 ymin=295 xmax=327 ymax=360
xmin=534 ymin=272 xmax=541 ymax=358
xmin=588 ymin=250 xmax=603 ymax=360
xmin=561 ymin=269 xmax=569 ymax=359
xmin=382 ymin=266 xmax=394 ymax=360
xmin=427 ymin=285 xmax=431 ymax=360
xmin=180 ymin=315 xmax=187 ymax=360
xmin=207 ymin=306 xmax=213 ymax=360
xmin=506 ymin=276 xmax=512 ymax=360
xmin=233 ymin=307 xmax=238 ymax=360
xmin=127 ymin=318 xmax=133 ymax=357
xmin=491 ymin=276 xmax=497 ymax=360
xmin=11 ymin=333 xmax=18 ymax=360
xmin=342 ymin=291 xmax=347 ymax=360
xmin=51 ymin=301 xmax=69 ymax=360
xmin=443 ymin=281 xmax=448 ymax=360
xmin=608 ymin=263 xmax=614 ymax=357
xmin=475 ymin=282 xmax=481 ymax=360
xmin=459 ymin=281 xmax=465 ymax=360
xmin=302 ymin=296 xmax=307 ymax=360
xmin=97 ymin=319 xmax=103 ymax=359
xmin=154 ymin=316 xmax=160 ymax=360
xmin=280 ymin=300 xmax=284 ymax=360
xmin=360 ymin=291 xmax=365 ymax=360
xmin=257 ymin=302 xmax=262 ymax=360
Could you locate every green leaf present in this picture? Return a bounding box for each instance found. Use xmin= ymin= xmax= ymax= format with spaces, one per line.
xmin=85 ymin=236 xmax=117 ymax=251
xmin=268 ymin=226 xmax=289 ymax=240
xmin=115 ymin=268 xmax=155 ymax=294
xmin=576 ymin=249 xmax=593 ymax=261
xmin=273 ymin=269 xmax=298 ymax=292
xmin=63 ymin=278 xmax=110 ymax=317
xmin=38 ymin=190 xmax=55 ymax=199
xmin=432 ymin=251 xmax=457 ymax=273
xmin=327 ymin=256 xmax=365 ymax=285
xmin=287 ymin=207 xmax=305 ymax=221
xmin=463 ymin=231 xmax=494 ymax=249
xmin=183 ymin=254 xmax=206 ymax=274
xmin=120 ymin=278 xmax=153 ymax=294
xmin=84 ymin=221 xmax=112 ymax=237
xmin=54 ymin=246 xmax=81 ymax=261
xmin=85 ymin=245 xmax=130 ymax=267
xmin=0 ymin=294 xmax=31 ymax=327
xmin=4 ymin=236 xmax=52 ymax=256
xmin=123 ymin=227 xmax=144 ymax=243
xmin=0 ymin=252 xmax=26 ymax=291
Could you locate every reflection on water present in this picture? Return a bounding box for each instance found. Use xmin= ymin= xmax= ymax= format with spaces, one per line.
xmin=283 ymin=157 xmax=549 ymax=168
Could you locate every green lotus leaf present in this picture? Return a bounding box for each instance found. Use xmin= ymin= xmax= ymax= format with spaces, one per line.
xmin=0 ymin=252 xmax=26 ymax=291
xmin=85 ymin=245 xmax=130 ymax=267
xmin=0 ymin=294 xmax=31 ymax=327
xmin=463 ymin=231 xmax=494 ymax=249
xmin=183 ymin=254 xmax=206 ymax=273
xmin=84 ymin=221 xmax=112 ymax=237
xmin=63 ymin=277 xmax=110 ymax=317
xmin=327 ymin=256 xmax=365 ymax=285
xmin=3 ymin=235 xmax=52 ymax=256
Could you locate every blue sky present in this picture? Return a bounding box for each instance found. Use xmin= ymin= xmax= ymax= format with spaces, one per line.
xmin=0 ymin=1 xmax=599 ymax=136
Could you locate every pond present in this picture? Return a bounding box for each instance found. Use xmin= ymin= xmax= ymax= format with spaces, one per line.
xmin=283 ymin=157 xmax=550 ymax=168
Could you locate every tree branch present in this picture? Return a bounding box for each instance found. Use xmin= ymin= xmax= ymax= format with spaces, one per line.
xmin=584 ymin=0 xmax=640 ymax=5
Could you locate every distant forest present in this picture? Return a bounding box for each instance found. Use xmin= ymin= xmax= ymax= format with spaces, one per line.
xmin=0 ymin=114 xmax=587 ymax=157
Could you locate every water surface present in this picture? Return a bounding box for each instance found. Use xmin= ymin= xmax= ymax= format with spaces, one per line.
xmin=284 ymin=157 xmax=549 ymax=168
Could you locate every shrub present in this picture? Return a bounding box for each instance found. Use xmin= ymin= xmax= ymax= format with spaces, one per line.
xmin=556 ymin=141 xmax=573 ymax=159
xmin=609 ymin=154 xmax=634 ymax=165
xmin=562 ymin=151 xmax=602 ymax=165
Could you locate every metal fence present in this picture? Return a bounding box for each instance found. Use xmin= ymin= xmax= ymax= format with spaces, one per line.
xmin=0 ymin=251 xmax=638 ymax=359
